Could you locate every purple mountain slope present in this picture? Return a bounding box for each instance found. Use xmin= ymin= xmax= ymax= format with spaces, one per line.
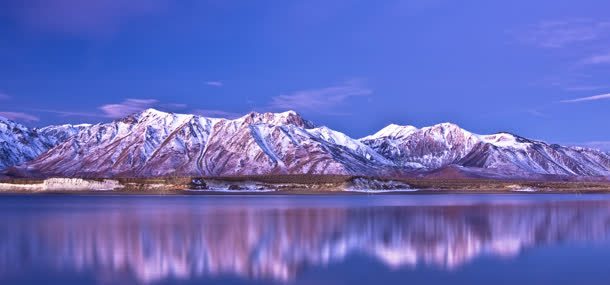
xmin=1 ymin=109 xmax=609 ymax=179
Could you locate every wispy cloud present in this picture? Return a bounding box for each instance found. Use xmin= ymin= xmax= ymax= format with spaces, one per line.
xmin=516 ymin=19 xmax=610 ymax=48
xmin=30 ymin=100 xmax=189 ymax=120
xmin=10 ymin=0 xmax=168 ymax=39
xmin=526 ymin=109 xmax=547 ymax=118
xmin=534 ymin=75 xmax=609 ymax=92
xmin=268 ymin=80 xmax=372 ymax=114
xmin=99 ymin=98 xmax=159 ymax=118
xmin=564 ymin=85 xmax=608 ymax=92
xmin=580 ymin=52 xmax=610 ymax=65
xmin=0 ymin=111 xmax=39 ymax=122
xmin=28 ymin=108 xmax=106 ymax=118
xmin=561 ymin=93 xmax=610 ymax=103
xmin=161 ymin=103 xmax=188 ymax=112
xmin=205 ymin=81 xmax=224 ymax=87
xmin=193 ymin=109 xmax=242 ymax=119
xmin=0 ymin=92 xmax=9 ymax=100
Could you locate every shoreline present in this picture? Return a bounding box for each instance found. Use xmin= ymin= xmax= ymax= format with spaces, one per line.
xmin=1 ymin=175 xmax=610 ymax=195
xmin=2 ymin=188 xmax=610 ymax=196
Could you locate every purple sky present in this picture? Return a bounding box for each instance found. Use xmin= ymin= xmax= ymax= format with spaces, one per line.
xmin=0 ymin=0 xmax=609 ymax=150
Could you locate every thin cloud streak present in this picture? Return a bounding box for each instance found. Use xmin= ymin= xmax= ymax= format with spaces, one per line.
xmin=516 ymin=19 xmax=610 ymax=48
xmin=580 ymin=52 xmax=610 ymax=65
xmin=268 ymin=80 xmax=372 ymax=114
xmin=526 ymin=109 xmax=547 ymax=118
xmin=99 ymin=98 xmax=159 ymax=118
xmin=205 ymin=81 xmax=224 ymax=87
xmin=32 ymin=100 xmax=221 ymax=120
xmin=28 ymin=108 xmax=106 ymax=118
xmin=0 ymin=92 xmax=10 ymax=100
xmin=0 ymin=111 xmax=40 ymax=122
xmin=564 ymin=85 xmax=609 ymax=92
xmin=561 ymin=93 xmax=610 ymax=103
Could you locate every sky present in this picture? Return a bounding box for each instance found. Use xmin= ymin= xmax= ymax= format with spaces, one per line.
xmin=0 ymin=0 xmax=609 ymax=149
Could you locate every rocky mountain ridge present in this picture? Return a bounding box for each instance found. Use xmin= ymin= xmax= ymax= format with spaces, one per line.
xmin=1 ymin=109 xmax=609 ymax=179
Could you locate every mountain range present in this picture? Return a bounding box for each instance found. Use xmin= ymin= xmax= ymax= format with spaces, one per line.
xmin=1 ymin=109 xmax=609 ymax=180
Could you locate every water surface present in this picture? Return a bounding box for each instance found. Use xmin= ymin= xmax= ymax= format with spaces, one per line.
xmin=1 ymin=194 xmax=610 ymax=284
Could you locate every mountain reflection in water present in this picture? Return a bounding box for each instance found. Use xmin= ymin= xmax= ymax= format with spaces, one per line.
xmin=1 ymin=195 xmax=610 ymax=284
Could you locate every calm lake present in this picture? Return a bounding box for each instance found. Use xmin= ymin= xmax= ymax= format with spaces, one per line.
xmin=2 ymin=194 xmax=610 ymax=285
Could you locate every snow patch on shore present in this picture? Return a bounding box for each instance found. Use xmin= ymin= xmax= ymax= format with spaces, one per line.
xmin=506 ymin=185 xmax=539 ymax=192
xmin=0 ymin=178 xmax=123 ymax=192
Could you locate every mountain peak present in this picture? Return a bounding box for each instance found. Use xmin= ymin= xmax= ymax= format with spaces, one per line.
xmin=424 ymin=122 xmax=464 ymax=132
xmin=479 ymin=132 xmax=536 ymax=149
xmin=360 ymin=124 xmax=418 ymax=140
xmin=3 ymin=109 xmax=610 ymax=178
xmin=0 ymin=116 xmax=28 ymax=132
xmin=239 ymin=110 xmax=315 ymax=128
xmin=278 ymin=110 xmax=299 ymax=116
xmin=110 ymin=108 xmax=197 ymax=127
xmin=138 ymin=108 xmax=173 ymax=118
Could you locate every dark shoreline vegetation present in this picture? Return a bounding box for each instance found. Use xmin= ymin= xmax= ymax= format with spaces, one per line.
xmin=1 ymin=174 xmax=610 ymax=194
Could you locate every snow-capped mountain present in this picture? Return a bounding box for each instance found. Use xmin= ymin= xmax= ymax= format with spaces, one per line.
xmin=38 ymin=123 xmax=92 ymax=145
xmin=360 ymin=123 xmax=480 ymax=169
xmin=9 ymin=109 xmax=391 ymax=177
xmin=460 ymin=133 xmax=610 ymax=176
xmin=1 ymin=109 xmax=609 ymax=178
xmin=0 ymin=116 xmax=87 ymax=170
xmin=201 ymin=120 xmax=393 ymax=176
xmin=0 ymin=117 xmax=50 ymax=170
xmin=361 ymin=123 xmax=610 ymax=176
xmin=18 ymin=109 xmax=219 ymax=177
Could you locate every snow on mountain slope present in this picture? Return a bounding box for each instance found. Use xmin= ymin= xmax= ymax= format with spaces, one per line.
xmin=38 ymin=123 xmax=92 ymax=146
xmin=360 ymin=124 xmax=418 ymax=141
xmin=14 ymin=109 xmax=390 ymax=177
xmin=0 ymin=117 xmax=51 ymax=170
xmin=190 ymin=115 xmax=393 ymax=176
xmin=3 ymin=110 xmax=610 ymax=178
xmin=236 ymin=110 xmax=315 ymax=129
xmin=362 ymin=123 xmax=610 ymax=176
xmin=308 ymin=126 xmax=393 ymax=165
xmin=19 ymin=109 xmax=218 ymax=177
xmin=361 ymin=123 xmax=480 ymax=169
xmin=0 ymin=116 xmax=88 ymax=170
xmin=201 ymin=121 xmax=347 ymax=176
xmin=459 ymin=134 xmax=610 ymax=176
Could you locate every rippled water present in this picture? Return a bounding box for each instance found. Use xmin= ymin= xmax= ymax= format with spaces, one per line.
xmin=2 ymin=194 xmax=610 ymax=284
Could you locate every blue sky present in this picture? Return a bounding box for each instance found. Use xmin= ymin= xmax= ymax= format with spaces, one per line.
xmin=0 ymin=0 xmax=609 ymax=149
